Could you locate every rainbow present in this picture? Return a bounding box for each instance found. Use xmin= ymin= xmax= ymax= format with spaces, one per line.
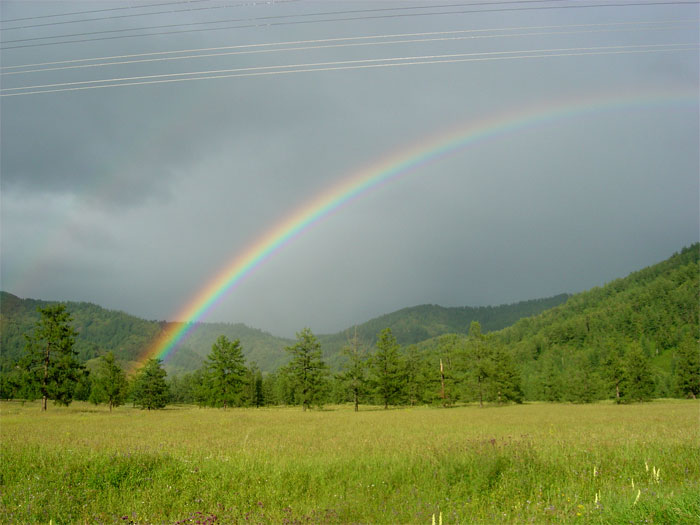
xmin=139 ymin=88 xmax=697 ymax=366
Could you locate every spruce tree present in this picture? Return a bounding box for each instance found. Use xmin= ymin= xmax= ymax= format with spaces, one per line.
xmin=133 ymin=358 xmax=169 ymax=410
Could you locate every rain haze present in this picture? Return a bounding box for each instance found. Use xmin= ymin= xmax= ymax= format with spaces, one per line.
xmin=1 ymin=0 xmax=698 ymax=338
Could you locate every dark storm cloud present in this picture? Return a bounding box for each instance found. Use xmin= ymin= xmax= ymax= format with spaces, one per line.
xmin=1 ymin=1 xmax=698 ymax=336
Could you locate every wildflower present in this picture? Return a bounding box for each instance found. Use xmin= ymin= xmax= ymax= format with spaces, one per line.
xmin=633 ymin=489 xmax=641 ymax=505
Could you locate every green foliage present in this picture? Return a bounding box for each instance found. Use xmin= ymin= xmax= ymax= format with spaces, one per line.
xmin=200 ymin=335 xmax=247 ymax=408
xmin=336 ymin=329 xmax=369 ymax=411
xmin=284 ymin=328 xmax=329 ymax=410
xmin=89 ymin=352 xmax=128 ymax=411
xmin=21 ymin=305 xmax=85 ymax=410
xmin=673 ymin=332 xmax=700 ymax=399
xmin=370 ymin=328 xmax=404 ymax=409
xmin=622 ymin=342 xmax=656 ymax=402
xmin=318 ymin=294 xmax=569 ymax=366
xmin=489 ymin=343 xmax=524 ymax=404
xmin=132 ymin=359 xmax=169 ymax=410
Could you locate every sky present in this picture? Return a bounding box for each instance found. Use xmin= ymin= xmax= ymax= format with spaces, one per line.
xmin=1 ymin=0 xmax=698 ymax=338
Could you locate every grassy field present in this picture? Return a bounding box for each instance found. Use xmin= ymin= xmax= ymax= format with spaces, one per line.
xmin=1 ymin=400 xmax=698 ymax=524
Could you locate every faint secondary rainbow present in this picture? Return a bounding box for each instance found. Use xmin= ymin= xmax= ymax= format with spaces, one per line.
xmin=139 ymin=88 xmax=697 ymax=366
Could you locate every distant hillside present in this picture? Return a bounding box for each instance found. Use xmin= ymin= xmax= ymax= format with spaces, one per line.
xmin=317 ymin=294 xmax=569 ymax=365
xmin=0 ymin=293 xmax=290 ymax=375
xmin=402 ymin=244 xmax=699 ymax=400
xmin=1 ymin=290 xmax=568 ymax=375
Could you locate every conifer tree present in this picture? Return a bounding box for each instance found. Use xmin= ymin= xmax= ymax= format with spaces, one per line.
xmin=22 ymin=304 xmax=84 ymax=410
xmin=622 ymin=343 xmax=655 ymax=402
xmin=465 ymin=321 xmax=491 ymax=407
xmin=371 ymin=328 xmax=403 ymax=409
xmin=339 ymin=328 xmax=368 ymax=412
xmin=285 ymin=328 xmax=328 ymax=410
xmin=132 ymin=358 xmax=169 ymax=410
xmin=490 ymin=343 xmax=524 ymax=404
xmin=90 ymin=352 xmax=128 ymax=411
xmin=204 ymin=335 xmax=247 ymax=408
xmin=674 ymin=333 xmax=700 ymax=399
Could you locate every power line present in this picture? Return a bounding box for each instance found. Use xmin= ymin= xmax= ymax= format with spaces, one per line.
xmin=0 ymin=0 xmax=215 ymax=24
xmin=3 ymin=43 xmax=696 ymax=96
xmin=0 ymin=1 xmax=577 ymax=40
xmin=2 ymin=0 xmax=304 ymax=31
xmin=2 ymin=1 xmax=697 ymax=50
xmin=3 ymin=21 xmax=693 ymax=76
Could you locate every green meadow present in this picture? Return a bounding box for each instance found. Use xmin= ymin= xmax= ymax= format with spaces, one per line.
xmin=1 ymin=401 xmax=698 ymax=524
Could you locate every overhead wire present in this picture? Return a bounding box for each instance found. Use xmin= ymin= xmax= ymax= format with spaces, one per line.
xmin=2 ymin=0 xmax=304 ymax=31
xmin=2 ymin=1 xmax=698 ymax=50
xmin=0 ymin=0 xmax=216 ymax=23
xmin=2 ymin=20 xmax=695 ymax=76
xmin=3 ymin=43 xmax=696 ymax=97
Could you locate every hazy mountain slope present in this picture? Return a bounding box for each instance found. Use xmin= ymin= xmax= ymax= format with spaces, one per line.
xmin=412 ymin=244 xmax=699 ymax=399
xmin=317 ymin=294 xmax=569 ymax=365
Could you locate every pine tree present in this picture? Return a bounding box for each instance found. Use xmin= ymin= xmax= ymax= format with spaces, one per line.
xmin=204 ymin=335 xmax=247 ymax=408
xmin=89 ymin=352 xmax=128 ymax=411
xmin=371 ymin=328 xmax=403 ymax=409
xmin=285 ymin=328 xmax=328 ymax=410
xmin=132 ymin=358 xmax=169 ymax=410
xmin=22 ymin=304 xmax=84 ymax=410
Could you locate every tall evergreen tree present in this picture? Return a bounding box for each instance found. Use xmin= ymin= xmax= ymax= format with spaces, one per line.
xmin=89 ymin=352 xmax=128 ymax=411
xmin=371 ymin=328 xmax=403 ymax=409
xmin=22 ymin=304 xmax=84 ymax=410
xmin=490 ymin=343 xmax=524 ymax=404
xmin=622 ymin=343 xmax=655 ymax=402
xmin=204 ymin=335 xmax=247 ymax=408
xmin=132 ymin=358 xmax=169 ymax=410
xmin=339 ymin=328 xmax=368 ymax=412
xmin=243 ymin=362 xmax=265 ymax=407
xmin=465 ymin=321 xmax=491 ymax=407
xmin=674 ymin=333 xmax=700 ymax=399
xmin=285 ymin=328 xmax=328 ymax=410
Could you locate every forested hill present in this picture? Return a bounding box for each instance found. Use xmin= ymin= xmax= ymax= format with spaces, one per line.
xmin=0 ymin=293 xmax=291 ymax=375
xmin=495 ymin=244 xmax=699 ymax=398
xmin=0 ymin=290 xmax=567 ymax=374
xmin=317 ymin=294 xmax=569 ymax=363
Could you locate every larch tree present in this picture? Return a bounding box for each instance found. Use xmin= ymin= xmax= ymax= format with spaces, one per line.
xmin=339 ymin=327 xmax=369 ymax=412
xmin=89 ymin=351 xmax=128 ymax=411
xmin=285 ymin=328 xmax=328 ymax=411
xmin=22 ymin=304 xmax=84 ymax=411
xmin=204 ymin=335 xmax=247 ymax=408
xmin=371 ymin=328 xmax=403 ymax=409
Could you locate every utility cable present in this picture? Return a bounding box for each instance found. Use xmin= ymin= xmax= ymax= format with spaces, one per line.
xmin=2 ymin=22 xmax=693 ymax=76
xmin=3 ymin=43 xmax=696 ymax=96
xmin=2 ymin=1 xmax=697 ymax=50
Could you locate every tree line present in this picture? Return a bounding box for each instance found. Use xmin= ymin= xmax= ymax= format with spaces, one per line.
xmin=4 ymin=304 xmax=697 ymax=410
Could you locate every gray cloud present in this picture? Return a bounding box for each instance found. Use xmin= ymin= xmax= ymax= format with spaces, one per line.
xmin=1 ymin=1 xmax=698 ymax=336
